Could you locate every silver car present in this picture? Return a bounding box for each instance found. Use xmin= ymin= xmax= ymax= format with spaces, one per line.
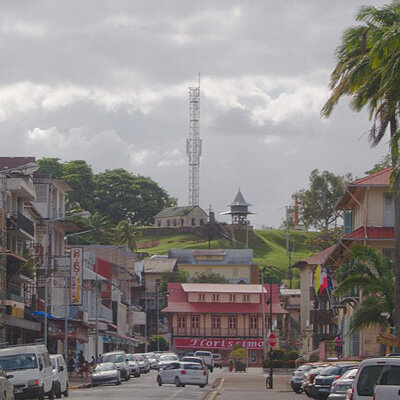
xmin=99 ymin=351 xmax=131 ymax=381
xmin=135 ymin=354 xmax=150 ymax=373
xmin=126 ymin=354 xmax=141 ymax=378
xmin=144 ymin=353 xmax=159 ymax=370
xmin=91 ymin=363 xmax=121 ymax=387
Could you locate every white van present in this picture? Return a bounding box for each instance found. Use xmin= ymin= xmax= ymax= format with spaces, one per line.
xmin=0 ymin=344 xmax=54 ymax=399
xmin=49 ymin=355 xmax=68 ymax=398
xmin=347 ymin=357 xmax=400 ymax=399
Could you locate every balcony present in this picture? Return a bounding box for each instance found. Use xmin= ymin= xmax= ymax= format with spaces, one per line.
xmin=88 ymin=305 xmax=113 ymax=323
xmin=173 ymin=327 xmax=264 ymax=338
xmin=7 ymin=177 xmax=36 ymax=200
xmin=7 ymin=213 xmax=35 ymax=238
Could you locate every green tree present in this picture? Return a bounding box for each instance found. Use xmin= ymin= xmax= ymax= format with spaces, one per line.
xmin=94 ymin=169 xmax=174 ymax=226
xmin=149 ymin=335 xmax=168 ymax=352
xmin=37 ymin=157 xmax=64 ymax=178
xmin=192 ymin=272 xmax=228 ymax=283
xmin=62 ymin=160 xmax=96 ymax=212
xmin=295 ymin=169 xmax=351 ymax=231
xmin=321 ymin=1 xmax=400 ymax=333
xmin=159 ymin=270 xmax=189 ymax=293
xmin=113 ymin=220 xmax=139 ymax=252
xmin=365 ymin=154 xmax=392 ymax=175
xmin=335 ymin=246 xmax=394 ymax=332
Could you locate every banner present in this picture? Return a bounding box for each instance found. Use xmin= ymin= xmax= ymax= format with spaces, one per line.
xmin=175 ymin=337 xmax=264 ymax=350
xmin=71 ymin=247 xmax=83 ymax=305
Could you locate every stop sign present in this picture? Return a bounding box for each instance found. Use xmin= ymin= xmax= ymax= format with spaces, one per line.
xmin=296 ymin=339 xmax=301 ymax=347
xmin=268 ymin=333 xmax=276 ymax=347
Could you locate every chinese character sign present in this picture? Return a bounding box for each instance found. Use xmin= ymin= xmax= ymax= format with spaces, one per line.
xmin=71 ymin=247 xmax=83 ymax=305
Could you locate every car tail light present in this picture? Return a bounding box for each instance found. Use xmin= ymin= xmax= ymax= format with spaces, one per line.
xmin=345 ymin=388 xmax=354 ymax=400
xmin=180 ymin=370 xmax=186 ymax=375
xmin=372 ymin=394 xmax=375 ymax=400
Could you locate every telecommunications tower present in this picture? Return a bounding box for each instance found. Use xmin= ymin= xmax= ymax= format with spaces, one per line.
xmin=186 ymin=78 xmax=201 ymax=206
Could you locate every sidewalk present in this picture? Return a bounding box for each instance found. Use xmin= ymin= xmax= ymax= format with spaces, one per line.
xmin=69 ymin=376 xmax=91 ymax=389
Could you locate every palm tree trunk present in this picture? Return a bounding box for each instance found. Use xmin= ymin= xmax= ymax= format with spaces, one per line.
xmin=390 ymin=116 xmax=400 ymax=336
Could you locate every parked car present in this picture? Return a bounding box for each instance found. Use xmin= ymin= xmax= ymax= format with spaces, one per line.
xmin=303 ymin=366 xmax=327 ymax=398
xmin=157 ymin=362 xmax=208 ymax=388
xmin=328 ymin=367 xmax=358 ymax=400
xmin=212 ymin=354 xmax=223 ymax=369
xmin=135 ymin=354 xmax=150 ymax=373
xmin=0 ymin=344 xmax=54 ymax=400
xmin=144 ymin=353 xmax=158 ymax=370
xmin=193 ymin=351 xmax=214 ymax=372
xmin=291 ymin=364 xmax=315 ymax=394
xmin=0 ymin=365 xmax=14 ymax=400
xmin=49 ymin=355 xmax=68 ymax=398
xmin=91 ymin=363 xmax=121 ymax=387
xmin=313 ymin=363 xmax=359 ymax=399
xmin=99 ymin=351 xmax=130 ymax=381
xmin=158 ymin=354 xmax=179 ymax=371
xmin=181 ymin=357 xmax=207 ymax=371
xmin=126 ymin=354 xmax=140 ymax=378
xmin=347 ymin=357 xmax=400 ymax=399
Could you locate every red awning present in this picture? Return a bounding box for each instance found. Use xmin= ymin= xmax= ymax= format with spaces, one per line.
xmin=343 ymin=226 xmax=394 ymax=240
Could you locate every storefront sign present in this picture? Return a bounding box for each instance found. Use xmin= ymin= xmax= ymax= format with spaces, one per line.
xmin=175 ymin=338 xmax=264 ymax=350
xmin=71 ymin=247 xmax=83 ymax=305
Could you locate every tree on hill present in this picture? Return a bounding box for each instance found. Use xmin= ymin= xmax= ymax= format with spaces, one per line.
xmin=192 ymin=272 xmax=228 ymax=283
xmin=293 ymin=169 xmax=351 ymax=231
xmin=160 ymin=270 xmax=189 ymax=292
xmin=365 ymin=154 xmax=391 ymax=175
xmin=321 ymin=1 xmax=400 ymax=334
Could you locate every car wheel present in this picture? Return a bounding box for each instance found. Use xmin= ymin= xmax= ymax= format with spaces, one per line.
xmin=199 ymin=385 xmax=205 ymax=388
xmin=63 ymin=383 xmax=69 ymax=397
xmin=175 ymin=377 xmax=181 ymax=387
xmin=48 ymin=386 xmax=55 ymax=400
xmin=116 ymin=380 xmax=121 ymax=386
xmin=157 ymin=376 xmax=162 ymax=386
xmin=38 ymin=388 xmax=45 ymax=400
xmin=125 ymin=373 xmax=130 ymax=381
xmin=134 ymin=372 xmax=140 ymax=378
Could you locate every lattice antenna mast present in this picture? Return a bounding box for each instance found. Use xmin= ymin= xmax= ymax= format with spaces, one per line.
xmin=186 ymin=77 xmax=201 ymax=206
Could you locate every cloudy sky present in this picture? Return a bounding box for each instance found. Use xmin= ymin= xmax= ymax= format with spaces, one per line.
xmin=0 ymin=0 xmax=389 ymax=227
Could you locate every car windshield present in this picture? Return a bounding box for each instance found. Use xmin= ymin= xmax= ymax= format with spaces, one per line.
xmin=195 ymin=352 xmax=211 ymax=357
xmin=321 ymin=366 xmax=341 ymax=376
xmin=101 ymin=354 xmax=124 ymax=363
xmin=50 ymin=358 xmax=56 ymax=370
xmin=0 ymin=353 xmax=38 ymax=372
xmin=212 ymin=354 xmax=221 ymax=359
xmin=160 ymin=355 xmax=178 ymax=361
xmin=126 ymin=355 xmax=136 ymax=362
xmin=298 ymin=365 xmax=313 ymax=372
xmin=184 ymin=364 xmax=203 ymax=370
xmin=183 ymin=357 xmax=201 ymax=363
xmin=95 ymin=363 xmax=115 ymax=372
xmin=145 ymin=353 xmax=155 ymax=358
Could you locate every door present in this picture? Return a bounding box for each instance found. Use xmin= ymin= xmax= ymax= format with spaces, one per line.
xmin=383 ymin=193 xmax=395 ymax=227
xmin=59 ymin=357 xmax=68 ymax=392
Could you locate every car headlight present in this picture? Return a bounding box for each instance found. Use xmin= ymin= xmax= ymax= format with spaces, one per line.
xmin=27 ymin=379 xmax=39 ymax=387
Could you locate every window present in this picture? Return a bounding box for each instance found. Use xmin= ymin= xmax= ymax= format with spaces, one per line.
xmin=357 ymin=365 xmax=385 ymax=396
xmin=177 ymin=316 xmax=186 ymax=329
xmin=383 ymin=193 xmax=395 ymax=227
xmin=191 ymin=315 xmax=199 ymax=329
xmin=213 ymin=293 xmax=220 ymax=301
xmin=250 ymin=316 xmax=258 ymax=330
xmin=167 ymin=219 xmax=170 ymax=226
xmin=200 ymin=219 xmax=204 ymax=225
xmin=198 ymin=294 xmax=205 ymax=301
xmin=181 ymin=219 xmax=184 ymax=226
xmin=243 ymin=294 xmax=250 ymax=302
xmin=229 ymin=316 xmax=237 ymax=329
xmin=379 ymin=365 xmax=400 ymax=385
xmin=157 ymin=221 xmax=161 ymax=227
xmin=191 ymin=218 xmax=196 ymax=226
xmin=212 ymin=316 xmax=221 ymax=329
xmin=173 ymin=219 xmax=177 ymax=226
xmin=229 ymin=294 xmax=236 ymax=302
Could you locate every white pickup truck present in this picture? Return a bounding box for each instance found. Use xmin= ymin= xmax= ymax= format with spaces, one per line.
xmin=374 ymin=385 xmax=400 ymax=400
xmin=194 ymin=351 xmax=214 ymax=372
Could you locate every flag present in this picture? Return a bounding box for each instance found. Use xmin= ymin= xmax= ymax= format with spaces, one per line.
xmin=327 ymin=268 xmax=334 ymax=291
xmin=320 ymin=269 xmax=328 ymax=293
xmin=314 ymin=265 xmax=321 ymax=293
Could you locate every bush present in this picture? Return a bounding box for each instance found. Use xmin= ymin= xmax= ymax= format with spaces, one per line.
xmin=272 ymin=349 xmax=287 ymax=361
xmin=288 ymin=350 xmax=299 ymax=360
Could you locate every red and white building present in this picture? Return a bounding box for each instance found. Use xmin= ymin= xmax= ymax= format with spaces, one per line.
xmin=162 ymin=283 xmax=287 ymax=366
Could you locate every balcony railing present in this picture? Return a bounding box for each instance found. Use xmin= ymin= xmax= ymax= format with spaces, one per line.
xmin=88 ymin=305 xmax=113 ymax=323
xmin=173 ymin=327 xmax=265 ymax=338
xmin=7 ymin=213 xmax=35 ymax=237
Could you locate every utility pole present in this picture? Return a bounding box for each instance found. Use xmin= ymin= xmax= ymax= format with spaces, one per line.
xmin=286 ymin=206 xmax=292 ymax=289
xmin=261 ymin=267 xmax=267 ymax=362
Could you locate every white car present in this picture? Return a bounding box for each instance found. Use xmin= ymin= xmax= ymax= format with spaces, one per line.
xmin=157 ymin=354 xmax=179 ymax=371
xmin=194 ymin=351 xmax=214 ymax=372
xmin=126 ymin=354 xmax=140 ymax=378
xmin=0 ymin=366 xmax=14 ymax=400
xmin=0 ymin=344 xmax=54 ymax=400
xmin=157 ymin=362 xmax=208 ymax=388
xmin=346 ymin=357 xmax=400 ymax=399
xmin=50 ymin=355 xmax=68 ymax=398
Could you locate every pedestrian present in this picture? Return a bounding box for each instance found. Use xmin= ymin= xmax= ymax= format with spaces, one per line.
xmin=68 ymin=356 xmax=75 ymax=378
xmin=334 ymin=333 xmax=344 ymax=359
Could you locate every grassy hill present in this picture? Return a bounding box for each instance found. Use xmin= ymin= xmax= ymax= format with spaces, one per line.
xmin=136 ymin=228 xmax=317 ymax=272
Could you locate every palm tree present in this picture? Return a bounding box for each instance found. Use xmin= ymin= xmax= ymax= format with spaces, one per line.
xmin=113 ymin=220 xmax=138 ymax=252
xmin=335 ymin=246 xmax=394 ymax=332
xmin=321 ymin=1 xmax=400 ymax=334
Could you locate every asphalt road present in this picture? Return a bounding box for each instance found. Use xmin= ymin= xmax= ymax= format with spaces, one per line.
xmin=70 ymin=369 xmax=217 ymax=400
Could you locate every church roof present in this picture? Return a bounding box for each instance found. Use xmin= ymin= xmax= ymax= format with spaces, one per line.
xmin=154 ymin=205 xmax=205 ymax=218
xmin=229 ymin=189 xmax=252 ymax=207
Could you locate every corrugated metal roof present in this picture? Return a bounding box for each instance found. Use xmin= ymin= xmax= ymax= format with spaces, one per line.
xmin=181 ymin=283 xmax=265 ymax=293
xmin=351 ymin=167 xmax=392 ymax=186
xmin=169 ymin=249 xmax=253 ymax=265
xmin=154 ymin=206 xmax=202 ymax=218
xmin=342 ymin=226 xmax=394 ymax=240
xmin=143 ymin=258 xmax=177 ymax=273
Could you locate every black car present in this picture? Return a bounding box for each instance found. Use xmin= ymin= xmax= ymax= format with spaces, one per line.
xmin=313 ymin=364 xmax=359 ymax=399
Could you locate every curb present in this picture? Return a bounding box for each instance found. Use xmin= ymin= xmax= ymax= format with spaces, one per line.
xmin=203 ymin=377 xmax=224 ymax=400
xmin=70 ymin=383 xmax=91 ymax=390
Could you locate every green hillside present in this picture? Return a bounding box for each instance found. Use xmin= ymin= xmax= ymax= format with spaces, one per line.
xmin=136 ymin=228 xmax=317 ymax=271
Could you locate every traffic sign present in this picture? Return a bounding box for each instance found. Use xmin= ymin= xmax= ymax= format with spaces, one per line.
xmin=296 ymin=339 xmax=301 ymax=347
xmin=268 ymin=333 xmax=276 ymax=348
